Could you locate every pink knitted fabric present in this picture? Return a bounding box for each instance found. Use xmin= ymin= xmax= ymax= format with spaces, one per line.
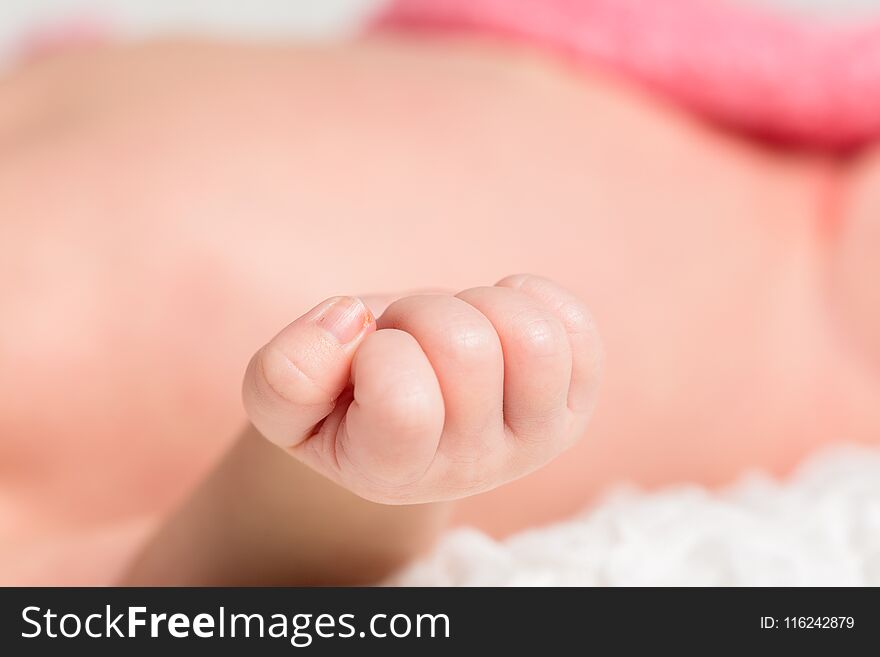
xmin=375 ymin=0 xmax=880 ymax=149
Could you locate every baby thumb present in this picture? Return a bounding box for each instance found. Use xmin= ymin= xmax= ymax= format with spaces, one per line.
xmin=243 ymin=296 xmax=375 ymax=449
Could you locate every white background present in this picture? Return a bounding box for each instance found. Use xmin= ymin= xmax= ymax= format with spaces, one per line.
xmin=0 ymin=0 xmax=383 ymax=57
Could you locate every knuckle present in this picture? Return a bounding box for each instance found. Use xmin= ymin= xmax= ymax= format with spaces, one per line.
xmin=556 ymin=299 xmax=596 ymax=336
xmin=496 ymin=272 xmax=534 ymax=289
xmin=438 ymin=318 xmax=499 ymax=365
xmin=256 ymin=344 xmax=333 ymax=409
xmin=499 ymin=274 xmax=596 ymax=337
xmin=381 ymin=296 xmax=410 ymax=319
xmin=509 ymin=311 xmax=568 ymax=359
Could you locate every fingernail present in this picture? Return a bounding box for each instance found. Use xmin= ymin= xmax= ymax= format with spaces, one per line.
xmin=316 ymin=296 xmax=373 ymax=344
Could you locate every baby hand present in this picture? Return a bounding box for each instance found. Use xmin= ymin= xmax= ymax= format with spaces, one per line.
xmin=243 ymin=275 xmax=602 ymax=504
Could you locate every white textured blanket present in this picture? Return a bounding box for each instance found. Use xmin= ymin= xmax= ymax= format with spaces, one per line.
xmin=393 ymin=446 xmax=880 ymax=586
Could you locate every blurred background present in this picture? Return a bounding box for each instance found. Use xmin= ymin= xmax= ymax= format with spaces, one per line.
xmin=0 ymin=0 xmax=383 ymax=63
xmin=1 ymin=0 xmax=878 ymax=58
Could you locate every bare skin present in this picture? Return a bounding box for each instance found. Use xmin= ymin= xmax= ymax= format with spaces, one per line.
xmin=126 ymin=275 xmax=600 ymax=585
xmin=1 ymin=35 xmax=880 ymax=584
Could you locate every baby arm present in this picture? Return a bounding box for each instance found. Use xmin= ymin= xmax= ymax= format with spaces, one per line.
xmin=123 ymin=275 xmax=602 ymax=585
